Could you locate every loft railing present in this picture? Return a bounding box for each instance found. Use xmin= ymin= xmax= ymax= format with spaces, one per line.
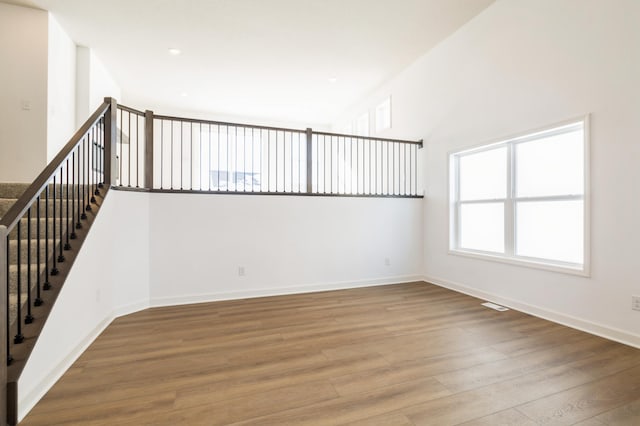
xmin=0 ymin=96 xmax=421 ymax=424
xmin=0 ymin=98 xmax=117 ymax=425
xmin=114 ymin=102 xmax=423 ymax=196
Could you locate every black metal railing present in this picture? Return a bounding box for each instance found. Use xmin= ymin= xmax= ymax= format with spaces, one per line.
xmin=113 ymin=103 xmax=423 ymax=197
xmin=0 ymin=98 xmax=117 ymax=424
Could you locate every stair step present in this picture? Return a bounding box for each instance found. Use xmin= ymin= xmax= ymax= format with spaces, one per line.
xmin=8 ymin=263 xmax=46 ymax=292
xmin=1 ymin=197 xmax=88 ymax=221
xmin=0 ymin=183 xmax=97 ymax=200
xmin=7 ymin=239 xmax=54 ymax=264
xmin=8 ymin=288 xmax=45 ymax=329
xmin=0 ymin=183 xmax=30 ymax=199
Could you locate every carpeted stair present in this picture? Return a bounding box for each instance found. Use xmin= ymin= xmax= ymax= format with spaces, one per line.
xmin=1 ymin=182 xmax=82 ymax=325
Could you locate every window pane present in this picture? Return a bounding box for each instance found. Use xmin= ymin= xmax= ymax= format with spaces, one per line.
xmin=459 ymin=147 xmax=507 ymax=201
xmin=460 ymin=202 xmax=504 ymax=253
xmin=516 ymin=200 xmax=583 ymax=264
xmin=516 ymin=127 xmax=584 ymax=197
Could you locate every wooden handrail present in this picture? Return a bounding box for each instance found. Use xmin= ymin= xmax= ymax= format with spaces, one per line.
xmin=0 ymin=101 xmax=111 ymax=232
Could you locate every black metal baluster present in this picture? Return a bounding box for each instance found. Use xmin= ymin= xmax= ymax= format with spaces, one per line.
xmin=137 ymin=115 xmax=140 ymax=188
xmin=180 ymin=121 xmax=184 ymax=190
xmin=276 ymin=130 xmax=280 ymax=192
xmin=58 ymin=167 xmax=65 ymax=263
xmin=14 ymin=221 xmax=24 ymax=343
xmin=160 ymin=119 xmax=164 ymax=189
xmin=297 ymin=132 xmax=301 ymax=193
xmin=235 ymin=127 xmax=238 ymax=191
xmin=95 ymin=124 xmax=101 ymax=196
xmin=98 ymin=118 xmax=104 ymax=188
xmin=413 ymin=146 xmax=418 ymax=195
xmin=251 ymin=128 xmax=255 ymax=192
xmin=81 ymin=138 xmax=87 ymax=220
xmin=6 ymin=234 xmax=12 ymax=364
xmin=91 ymin=127 xmax=97 ymax=203
xmin=45 ymin=184 xmax=52 ymax=286
xmin=208 ymin=124 xmax=212 ymax=190
xmin=64 ymin=159 xmax=71 ymax=250
xmin=35 ymin=195 xmax=43 ymax=306
xmin=170 ymin=120 xmax=174 ymax=189
xmin=51 ymin=176 xmax=59 ymax=276
xmin=86 ymin=136 xmax=92 ymax=213
xmin=119 ymin=108 xmax=123 ymax=186
xmin=190 ymin=122 xmax=193 ymax=190
xmin=266 ymin=129 xmax=270 ymax=191
xmin=128 ymin=111 xmax=132 ymax=187
xmin=71 ymin=152 xmax=77 ymax=239
xmin=25 ymin=207 xmax=34 ymax=324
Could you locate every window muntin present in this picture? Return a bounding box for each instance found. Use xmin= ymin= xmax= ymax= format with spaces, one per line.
xmin=450 ymin=120 xmax=587 ymax=272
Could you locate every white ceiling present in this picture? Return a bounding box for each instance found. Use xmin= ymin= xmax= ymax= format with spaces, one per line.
xmin=9 ymin=0 xmax=494 ymax=125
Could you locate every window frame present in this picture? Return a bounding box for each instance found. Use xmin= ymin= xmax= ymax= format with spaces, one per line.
xmin=448 ymin=116 xmax=590 ymax=276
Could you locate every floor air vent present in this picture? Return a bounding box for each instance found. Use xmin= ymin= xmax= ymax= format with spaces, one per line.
xmin=481 ymin=302 xmax=509 ymax=311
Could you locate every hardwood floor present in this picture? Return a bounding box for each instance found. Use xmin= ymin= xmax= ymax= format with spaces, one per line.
xmin=21 ymin=282 xmax=640 ymax=425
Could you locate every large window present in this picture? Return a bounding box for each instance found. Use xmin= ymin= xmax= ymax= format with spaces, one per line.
xmin=449 ymin=119 xmax=589 ymax=274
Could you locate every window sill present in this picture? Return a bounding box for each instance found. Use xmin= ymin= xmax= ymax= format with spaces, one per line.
xmin=448 ymin=249 xmax=590 ymax=277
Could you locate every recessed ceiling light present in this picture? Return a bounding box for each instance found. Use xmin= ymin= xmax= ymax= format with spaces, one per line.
xmin=328 ymin=77 xmax=338 ymax=83
xmin=180 ymin=92 xmax=188 ymax=97
xmin=168 ymin=48 xmax=181 ymax=55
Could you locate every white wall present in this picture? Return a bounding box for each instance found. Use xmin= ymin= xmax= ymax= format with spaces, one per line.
xmin=18 ymin=190 xmax=150 ymax=421
xmin=149 ymin=193 xmax=423 ymax=305
xmin=0 ymin=3 xmax=48 ymax=183
xmin=76 ymin=46 xmax=122 ymax=127
xmin=47 ymin=14 xmax=76 ymax=161
xmin=19 ymin=190 xmax=422 ymax=420
xmin=334 ymin=0 xmax=640 ymax=345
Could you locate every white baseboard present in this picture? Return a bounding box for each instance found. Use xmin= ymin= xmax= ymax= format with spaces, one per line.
xmin=150 ymin=275 xmax=424 ymax=308
xmin=18 ymin=300 xmax=149 ymax=422
xmin=18 ymin=314 xmax=115 ymax=422
xmin=423 ymin=275 xmax=640 ymax=349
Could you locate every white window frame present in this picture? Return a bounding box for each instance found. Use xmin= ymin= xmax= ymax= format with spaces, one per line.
xmin=449 ymin=116 xmax=590 ymax=276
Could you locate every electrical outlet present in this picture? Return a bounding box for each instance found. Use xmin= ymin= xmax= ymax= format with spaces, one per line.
xmin=384 ymin=258 xmax=391 ymax=266
xmin=238 ymin=266 xmax=245 ymax=277
xmin=632 ymin=295 xmax=640 ymax=311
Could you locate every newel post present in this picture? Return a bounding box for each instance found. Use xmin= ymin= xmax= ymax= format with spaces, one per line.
xmin=103 ymin=97 xmax=118 ymax=186
xmin=144 ymin=110 xmax=154 ymax=189
xmin=0 ymin=226 xmax=7 ymax=425
xmin=306 ymin=128 xmax=313 ymax=194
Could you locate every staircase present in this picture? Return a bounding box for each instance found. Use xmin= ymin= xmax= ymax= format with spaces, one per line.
xmin=0 ymin=99 xmax=115 ymax=425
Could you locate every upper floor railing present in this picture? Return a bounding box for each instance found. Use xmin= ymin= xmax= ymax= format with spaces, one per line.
xmin=114 ymin=101 xmax=423 ymax=197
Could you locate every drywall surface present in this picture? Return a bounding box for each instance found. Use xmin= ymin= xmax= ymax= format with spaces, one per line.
xmin=148 ymin=192 xmax=423 ymax=304
xmin=334 ymin=0 xmax=640 ymax=344
xmin=47 ymin=14 xmax=76 ymax=161
xmin=0 ymin=3 xmax=48 ymax=182
xmin=76 ymin=46 xmax=121 ymax=126
xmin=18 ymin=190 xmax=150 ymax=421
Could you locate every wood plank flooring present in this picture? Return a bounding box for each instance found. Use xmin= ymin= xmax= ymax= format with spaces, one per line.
xmin=21 ymin=282 xmax=640 ymax=425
